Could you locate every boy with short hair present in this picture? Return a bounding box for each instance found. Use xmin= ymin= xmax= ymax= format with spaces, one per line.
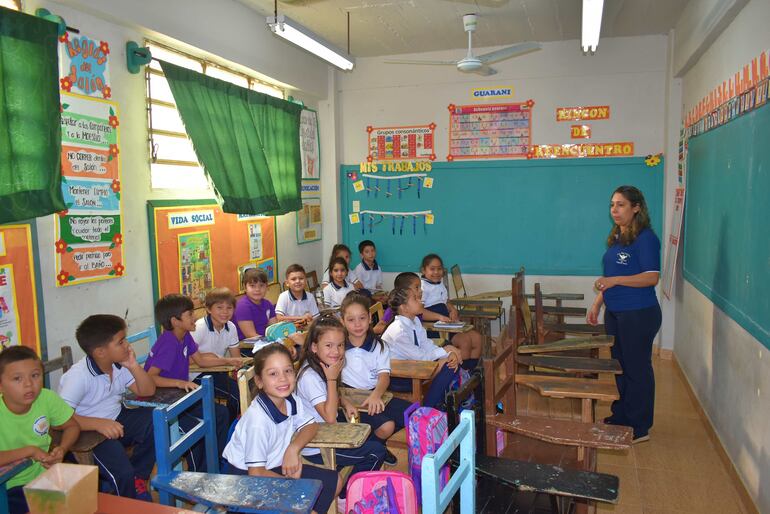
xmin=0 ymin=346 xmax=80 ymax=514
xmin=354 ymin=240 xmax=383 ymax=291
xmin=144 ymin=294 xmax=230 ymax=471
xmin=58 ymin=314 xmax=157 ymax=500
xmin=232 ymin=268 xmax=276 ymax=341
xmin=191 ymin=287 xmax=243 ymax=422
xmin=275 ymin=264 xmax=320 ymax=329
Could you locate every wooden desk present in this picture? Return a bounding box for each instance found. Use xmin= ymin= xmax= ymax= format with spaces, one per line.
xmin=189 ymin=356 xmax=252 ymax=373
xmin=516 ymin=355 xmax=623 ymax=375
xmin=151 ymin=471 xmax=321 ymax=514
xmin=517 ymin=335 xmax=614 ymax=354
xmin=390 ymin=359 xmax=437 ymax=404
xmin=339 ymin=387 xmax=393 ymax=411
xmin=97 ymin=492 xmax=197 ymax=513
xmin=456 ymin=307 xmax=501 ymax=358
xmin=306 ymin=423 xmax=371 ymax=469
xmin=422 ymin=321 xmax=473 ymax=342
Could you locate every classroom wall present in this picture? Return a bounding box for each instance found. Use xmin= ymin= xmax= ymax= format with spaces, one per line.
xmin=674 ymin=0 xmax=770 ymax=511
xmin=25 ymin=0 xmax=332 ymax=383
xmin=333 ymin=34 xmax=674 ymax=345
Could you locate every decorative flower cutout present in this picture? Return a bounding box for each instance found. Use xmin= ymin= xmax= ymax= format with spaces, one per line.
xmin=108 ymin=115 xmax=119 ymax=128
xmin=112 ymin=233 xmax=123 ymax=246
xmin=526 ymin=150 xmax=535 ymax=160
xmin=60 ymin=77 xmax=73 ymax=92
xmin=447 ymin=155 xmax=455 ymax=162
xmin=109 ymin=145 xmax=119 ymax=158
xmin=59 ymin=32 xmax=69 ymax=44
xmin=645 ymin=153 xmax=662 ymax=167
xmin=58 ymin=209 xmax=69 ymax=217
xmin=429 ymin=153 xmax=436 ymax=161
xmin=99 ymin=41 xmax=110 ymax=55
xmin=526 ymin=99 xmax=535 ymax=108
xmin=366 ymin=126 xmax=373 ymax=133
xmin=113 ymin=263 xmax=125 ymax=276
xmin=102 ymin=86 xmax=112 ymax=99
xmin=55 ymin=239 xmax=68 ymax=254
xmin=57 ymin=271 xmax=71 ymax=286
xmin=447 ymin=104 xmax=456 ymax=112
xmin=429 ymin=122 xmax=436 ymax=130
xmin=110 ymin=179 xmax=121 ymax=193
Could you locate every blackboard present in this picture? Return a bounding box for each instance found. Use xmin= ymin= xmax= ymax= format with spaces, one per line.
xmin=684 ymin=103 xmax=770 ymax=349
xmin=340 ymin=157 xmax=663 ymax=276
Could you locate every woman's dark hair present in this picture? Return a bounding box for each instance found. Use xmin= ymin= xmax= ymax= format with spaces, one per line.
xmin=387 ymin=287 xmax=412 ymax=315
xmin=327 ymin=256 xmax=349 ymax=281
xmin=420 ymin=253 xmax=443 ymax=271
xmin=340 ymin=292 xmax=384 ymax=352
xmin=607 ymin=185 xmax=652 ymax=247
xmin=252 ymin=343 xmax=293 ymax=390
xmin=298 ymin=315 xmax=345 ymax=384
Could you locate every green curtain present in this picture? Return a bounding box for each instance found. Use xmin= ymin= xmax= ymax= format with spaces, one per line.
xmin=160 ymin=61 xmax=302 ymax=215
xmin=0 ymin=7 xmax=65 ymax=223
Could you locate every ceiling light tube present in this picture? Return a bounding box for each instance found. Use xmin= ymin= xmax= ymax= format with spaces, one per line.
xmin=266 ymin=15 xmax=355 ymax=71
xmin=581 ymin=0 xmax=604 ymax=54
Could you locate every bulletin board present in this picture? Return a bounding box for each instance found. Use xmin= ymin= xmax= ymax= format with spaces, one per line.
xmin=340 ymin=157 xmax=663 ymax=276
xmin=684 ymin=102 xmax=770 ymax=349
xmin=147 ymin=200 xmax=277 ymax=309
xmin=0 ymin=224 xmax=46 ymax=356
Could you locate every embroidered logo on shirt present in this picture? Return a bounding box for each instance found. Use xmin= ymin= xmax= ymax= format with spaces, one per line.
xmin=33 ymin=415 xmax=49 ymax=436
xmin=183 ymin=346 xmax=188 ymax=358
xmin=616 ymin=252 xmax=630 ymax=265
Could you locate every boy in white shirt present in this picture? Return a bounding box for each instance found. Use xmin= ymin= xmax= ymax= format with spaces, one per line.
xmin=353 ymin=240 xmax=383 ymax=291
xmin=275 ymin=264 xmax=320 ymax=330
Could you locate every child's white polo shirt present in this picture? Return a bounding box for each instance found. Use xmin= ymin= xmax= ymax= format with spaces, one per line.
xmin=382 ymin=315 xmax=447 ymax=362
xmin=275 ymin=290 xmax=320 ymax=318
xmin=223 ymin=392 xmax=315 ymax=471
xmin=322 ymin=281 xmax=353 ymax=308
xmin=354 ymin=261 xmax=383 ymax=291
xmin=421 ymin=276 xmax=448 ymax=308
xmin=341 ymin=335 xmax=390 ymax=390
xmin=189 ymin=316 xmax=239 ymax=379
xmin=58 ymin=356 xmax=136 ymax=420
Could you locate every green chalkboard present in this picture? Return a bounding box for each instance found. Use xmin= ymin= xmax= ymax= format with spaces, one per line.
xmin=340 ymin=157 xmax=663 ymax=276
xmin=684 ymin=103 xmax=770 ymax=349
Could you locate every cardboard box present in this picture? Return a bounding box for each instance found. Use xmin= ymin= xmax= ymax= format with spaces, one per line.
xmin=23 ymin=463 xmax=98 ymax=514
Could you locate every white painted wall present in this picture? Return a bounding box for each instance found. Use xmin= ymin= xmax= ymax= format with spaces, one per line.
xmin=25 ymin=0 xmax=331 ymax=384
xmin=333 ymin=35 xmax=672 ymax=344
xmin=674 ymin=0 xmax=770 ymax=511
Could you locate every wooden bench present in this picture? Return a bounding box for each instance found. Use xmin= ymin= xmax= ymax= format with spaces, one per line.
xmin=390 ymin=359 xmax=437 ymax=404
xmin=517 ymin=336 xmax=614 ymax=354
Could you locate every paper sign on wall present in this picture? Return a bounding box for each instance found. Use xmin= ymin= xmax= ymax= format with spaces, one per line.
xmin=0 ymin=266 xmax=21 ymax=349
xmin=447 ymin=102 xmax=533 ymax=160
xmin=367 ymin=124 xmax=436 ymax=162
xmin=300 ymin=110 xmax=320 ymax=179
xmin=349 ymin=213 xmax=360 ymax=224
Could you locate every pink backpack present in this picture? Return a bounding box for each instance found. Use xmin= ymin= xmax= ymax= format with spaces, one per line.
xmin=344 ymin=471 xmax=418 ymax=514
xmin=404 ymin=402 xmax=450 ymax=500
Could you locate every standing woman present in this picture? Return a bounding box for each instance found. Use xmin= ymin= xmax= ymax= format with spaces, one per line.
xmin=588 ymin=185 xmax=661 ymax=443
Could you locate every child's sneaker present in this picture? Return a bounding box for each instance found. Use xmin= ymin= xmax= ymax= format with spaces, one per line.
xmin=134 ymin=477 xmax=152 ymax=502
xmin=383 ymin=449 xmax=398 ymax=466
xmin=337 ymin=496 xmax=346 ymax=513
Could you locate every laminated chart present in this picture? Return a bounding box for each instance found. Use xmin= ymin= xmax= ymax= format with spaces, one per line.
xmin=367 ymin=124 xmax=437 ymax=161
xmin=447 ymin=101 xmax=533 ymax=160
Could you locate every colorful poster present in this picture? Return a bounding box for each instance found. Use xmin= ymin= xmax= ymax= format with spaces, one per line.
xmin=256 ymin=258 xmax=276 ymax=285
xmin=178 ymin=231 xmax=213 ymax=301
xmin=58 ymin=33 xmax=111 ymax=99
xmin=296 ymin=197 xmax=322 ymax=244
xmin=0 ymin=265 xmax=21 ymax=350
xmin=249 ymin=223 xmax=263 ymax=260
xmin=367 ymin=124 xmax=436 ymax=162
xmin=300 ymin=109 xmax=320 ymax=179
xmin=55 ymin=92 xmax=124 ymax=286
xmin=662 ymin=188 xmax=686 ymax=300
xmin=447 ymin=102 xmax=532 ymax=160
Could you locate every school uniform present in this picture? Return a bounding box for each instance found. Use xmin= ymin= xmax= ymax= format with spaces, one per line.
xmin=354 ymin=260 xmax=383 ymax=291
xmin=144 ymin=330 xmax=229 ymax=471
xmin=223 ymin=392 xmax=337 ymax=514
xmin=232 ymin=296 xmax=274 ymax=340
xmin=322 ymin=280 xmax=353 ymax=308
xmin=324 ymin=267 xmax=361 ymax=287
xmin=382 ymin=315 xmax=459 ymax=409
xmin=295 ymin=365 xmax=386 ymax=483
xmin=59 ymin=356 xmax=155 ymax=498
xmin=275 ymin=290 xmax=320 ymax=318
xmin=190 ymin=316 xmax=241 ymax=421
xmin=602 ymin=228 xmax=662 ymax=439
xmin=341 ymin=335 xmax=410 ymax=430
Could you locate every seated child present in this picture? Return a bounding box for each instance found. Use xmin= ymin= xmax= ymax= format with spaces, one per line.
xmin=223 ymin=344 xmax=338 ymax=514
xmin=0 ymin=347 xmax=80 ymax=514
xmin=420 ymin=253 xmax=483 ymax=370
xmin=340 ymin=292 xmax=410 ymax=465
xmin=372 ymin=271 xmax=421 ymax=335
xmin=191 ymin=288 xmax=244 ymax=422
xmin=322 ymin=257 xmax=353 ymax=308
xmin=232 ymin=268 xmax=276 ymax=341
xmin=296 ymin=316 xmax=386 ymax=498
xmin=275 ymin=264 xmax=320 ymax=330
xmin=353 ymin=240 xmax=383 ymax=292
xmin=382 ymin=287 xmax=464 ymax=410
xmin=144 ymin=294 xmax=229 ymax=471
xmin=322 ymin=244 xmax=363 ymax=290
xmin=58 ymin=315 xmax=157 ymax=500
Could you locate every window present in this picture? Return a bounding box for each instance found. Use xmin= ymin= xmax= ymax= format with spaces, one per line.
xmin=145 ymin=41 xmax=285 ymax=189
xmin=0 ymin=0 xmax=21 ymax=10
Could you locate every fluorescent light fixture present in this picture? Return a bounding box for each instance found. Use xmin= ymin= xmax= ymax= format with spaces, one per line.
xmin=267 ymin=15 xmax=355 ymax=71
xmin=581 ymin=0 xmax=604 ymax=54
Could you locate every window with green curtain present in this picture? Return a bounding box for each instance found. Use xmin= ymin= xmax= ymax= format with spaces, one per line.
xmin=0 ymin=7 xmax=65 ymax=223
xmin=160 ymin=60 xmax=302 ymax=215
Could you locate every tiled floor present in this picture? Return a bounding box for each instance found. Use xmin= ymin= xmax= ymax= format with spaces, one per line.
xmin=595 ymin=357 xmax=751 ymax=514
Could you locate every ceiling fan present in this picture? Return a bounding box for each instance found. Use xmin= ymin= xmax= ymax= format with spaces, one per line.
xmin=384 ymin=13 xmax=540 ymax=76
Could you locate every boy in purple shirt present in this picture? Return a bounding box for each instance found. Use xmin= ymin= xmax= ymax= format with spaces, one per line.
xmin=144 ymin=294 xmax=229 ymax=471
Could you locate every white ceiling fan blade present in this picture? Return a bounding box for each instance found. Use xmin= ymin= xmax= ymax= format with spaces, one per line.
xmin=477 ymin=41 xmax=541 ymax=64
xmin=470 ymin=65 xmax=497 ymax=76
xmin=383 ymin=59 xmax=457 ymax=66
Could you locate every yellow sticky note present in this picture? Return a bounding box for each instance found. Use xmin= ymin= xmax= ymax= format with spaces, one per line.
xmin=349 ymin=213 xmax=360 ymax=224
xmin=423 ymin=177 xmax=434 ymax=188
xmin=425 ymin=213 xmax=434 ymax=225
xmin=353 ymin=180 xmax=364 ymax=192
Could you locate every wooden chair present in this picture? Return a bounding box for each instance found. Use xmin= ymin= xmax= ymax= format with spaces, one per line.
xmin=265 ymin=282 xmax=282 ymax=304
xmin=450 ymin=264 xmax=506 ymax=329
xmin=305 ymin=270 xmax=320 ymax=294
xmin=44 ymin=346 xmax=106 ymax=466
xmin=368 ymin=301 xmax=384 ymax=327
xmin=126 ymin=326 xmax=157 ymax=364
xmin=534 ymin=282 xmax=604 ymax=343
xmin=0 ymin=459 xmax=32 ymax=513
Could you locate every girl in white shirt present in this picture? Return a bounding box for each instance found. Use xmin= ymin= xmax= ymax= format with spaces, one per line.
xmin=295 ymin=316 xmax=387 ymax=496
xmin=382 ymin=287 xmax=463 ymax=409
xmin=321 ymin=257 xmax=354 ymax=308
xmin=322 ymin=244 xmax=363 ymax=290
xmin=223 ymin=344 xmax=337 ymax=514
xmin=420 ymin=253 xmax=483 ymax=371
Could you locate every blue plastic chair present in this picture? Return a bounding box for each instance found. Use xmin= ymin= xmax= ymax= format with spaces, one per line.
xmin=1 ymin=459 xmax=32 ymax=514
xmin=126 ymin=326 xmax=156 ymax=364
xmin=422 ymin=409 xmax=476 ymax=514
